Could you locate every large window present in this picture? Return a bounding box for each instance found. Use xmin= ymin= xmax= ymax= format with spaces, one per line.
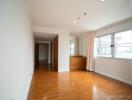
xmin=95 ymin=30 xmax=132 ymax=59
xmin=114 ymin=30 xmax=132 ymax=59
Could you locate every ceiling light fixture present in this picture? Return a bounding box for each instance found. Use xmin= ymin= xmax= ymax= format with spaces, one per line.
xmin=73 ymin=17 xmax=81 ymax=24
xmin=84 ymin=12 xmax=87 ymax=16
xmin=73 ymin=20 xmax=77 ymax=24
xmin=100 ymin=0 xmax=105 ymax=2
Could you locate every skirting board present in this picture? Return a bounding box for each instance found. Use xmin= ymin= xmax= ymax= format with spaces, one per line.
xmin=95 ymin=70 xmax=132 ymax=85
xmin=26 ymin=70 xmax=34 ymax=100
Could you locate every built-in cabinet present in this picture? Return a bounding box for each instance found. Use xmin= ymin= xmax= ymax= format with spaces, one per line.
xmin=70 ymin=56 xmax=86 ymax=71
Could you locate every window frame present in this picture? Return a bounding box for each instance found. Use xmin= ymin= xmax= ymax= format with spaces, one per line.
xmin=113 ymin=30 xmax=132 ymax=59
xmin=95 ymin=34 xmax=112 ymax=58
xmin=95 ymin=29 xmax=132 ymax=60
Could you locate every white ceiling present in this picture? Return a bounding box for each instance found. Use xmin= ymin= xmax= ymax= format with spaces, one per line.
xmin=29 ymin=0 xmax=132 ymax=34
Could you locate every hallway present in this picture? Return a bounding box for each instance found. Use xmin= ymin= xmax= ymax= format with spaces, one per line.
xmin=28 ymin=64 xmax=132 ymax=100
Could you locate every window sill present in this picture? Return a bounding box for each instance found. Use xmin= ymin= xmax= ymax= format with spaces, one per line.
xmin=95 ymin=56 xmax=132 ymax=61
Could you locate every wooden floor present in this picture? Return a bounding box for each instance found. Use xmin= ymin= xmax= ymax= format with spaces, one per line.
xmin=28 ymin=63 xmax=132 ymax=100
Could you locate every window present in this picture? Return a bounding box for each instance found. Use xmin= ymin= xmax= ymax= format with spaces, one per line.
xmin=114 ymin=30 xmax=132 ymax=59
xmin=70 ymin=43 xmax=75 ymax=56
xmin=94 ymin=38 xmax=99 ymax=57
xmin=99 ymin=35 xmax=112 ymax=57
xmin=69 ymin=36 xmax=79 ymax=56
xmin=95 ymin=35 xmax=112 ymax=57
xmin=94 ymin=29 xmax=132 ymax=59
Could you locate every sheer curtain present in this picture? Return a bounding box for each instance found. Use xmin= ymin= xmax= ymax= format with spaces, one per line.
xmin=86 ymin=32 xmax=95 ymax=71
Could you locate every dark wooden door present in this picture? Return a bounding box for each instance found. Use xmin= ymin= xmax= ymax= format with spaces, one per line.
xmin=35 ymin=43 xmax=39 ymax=69
xmin=52 ymin=36 xmax=58 ymax=71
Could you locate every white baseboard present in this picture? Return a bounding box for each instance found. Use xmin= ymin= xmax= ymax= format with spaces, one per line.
xmin=26 ymin=70 xmax=34 ymax=99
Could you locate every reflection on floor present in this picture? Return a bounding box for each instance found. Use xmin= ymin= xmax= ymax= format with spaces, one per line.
xmin=28 ymin=63 xmax=132 ymax=100
xmin=38 ymin=61 xmax=52 ymax=71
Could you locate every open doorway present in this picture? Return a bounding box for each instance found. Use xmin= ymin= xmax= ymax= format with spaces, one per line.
xmin=35 ymin=34 xmax=58 ymax=71
xmin=35 ymin=42 xmax=51 ymax=69
xmin=39 ymin=43 xmax=49 ymax=68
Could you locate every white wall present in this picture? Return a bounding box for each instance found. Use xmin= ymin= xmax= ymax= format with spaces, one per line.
xmin=58 ymin=33 xmax=70 ymax=72
xmin=94 ymin=18 xmax=132 ymax=85
xmin=39 ymin=44 xmax=48 ymax=61
xmin=0 ymin=0 xmax=34 ymax=100
xmin=95 ymin=58 xmax=132 ymax=85
xmin=79 ymin=33 xmax=88 ymax=57
xmin=95 ymin=17 xmax=132 ymax=37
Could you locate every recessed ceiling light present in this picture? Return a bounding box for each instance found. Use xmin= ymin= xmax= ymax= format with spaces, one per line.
xmin=84 ymin=12 xmax=87 ymax=16
xmin=100 ymin=0 xmax=105 ymax=2
xmin=73 ymin=20 xmax=77 ymax=24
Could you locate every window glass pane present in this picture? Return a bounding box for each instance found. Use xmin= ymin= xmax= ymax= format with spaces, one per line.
xmin=69 ymin=36 xmax=79 ymax=56
xmin=70 ymin=43 xmax=75 ymax=55
xmin=99 ymin=35 xmax=112 ymax=57
xmin=71 ymin=43 xmax=75 ymax=49
xmin=115 ymin=30 xmax=132 ymax=59
xmin=70 ymin=49 xmax=74 ymax=55
xmin=99 ymin=47 xmax=106 ymax=56
xmin=106 ymin=47 xmax=111 ymax=56
xmin=115 ymin=44 xmax=132 ymax=59
xmin=99 ymin=47 xmax=111 ymax=57
xmin=115 ymin=30 xmax=132 ymax=44
xmin=94 ymin=38 xmax=99 ymax=57
xmin=100 ymin=35 xmax=111 ymax=46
